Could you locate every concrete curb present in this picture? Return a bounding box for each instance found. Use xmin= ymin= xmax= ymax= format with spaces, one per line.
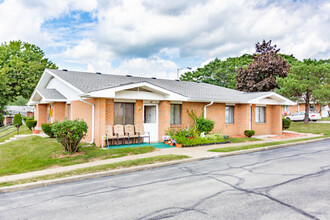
xmin=1 ymin=137 xmax=328 ymax=193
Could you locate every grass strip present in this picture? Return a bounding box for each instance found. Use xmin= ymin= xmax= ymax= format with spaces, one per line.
xmin=209 ymin=136 xmax=326 ymax=153
xmin=0 ymin=136 xmax=156 ymax=176
xmin=0 ymin=125 xmax=31 ymax=142
xmin=0 ymin=155 xmax=190 ymax=187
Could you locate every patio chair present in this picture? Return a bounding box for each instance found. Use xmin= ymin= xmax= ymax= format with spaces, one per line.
xmin=125 ymin=124 xmax=139 ymax=144
xmin=135 ymin=124 xmax=150 ymax=144
xmin=104 ymin=125 xmax=117 ymax=147
xmin=114 ymin=124 xmax=129 ymax=146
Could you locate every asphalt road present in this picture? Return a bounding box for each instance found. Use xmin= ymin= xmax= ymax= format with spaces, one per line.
xmin=1 ymin=140 xmax=330 ymax=220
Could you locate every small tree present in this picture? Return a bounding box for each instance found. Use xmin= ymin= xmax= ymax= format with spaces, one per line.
xmin=51 ymin=120 xmax=88 ymax=153
xmin=13 ymin=113 xmax=22 ymax=128
xmin=236 ymin=40 xmax=289 ymax=92
xmin=276 ymin=59 xmax=330 ymax=124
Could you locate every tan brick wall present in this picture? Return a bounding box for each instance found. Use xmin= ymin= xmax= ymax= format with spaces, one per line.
xmin=252 ymin=105 xmax=282 ymax=135
xmin=164 ymin=102 xmax=282 ymax=137
xmin=158 ymin=101 xmax=171 ymax=141
xmin=234 ymin=104 xmax=250 ymax=136
xmin=35 ymin=104 xmax=48 ymax=129
xmin=106 ymin=99 xmax=114 ymax=126
xmin=53 ymin=102 xmax=66 ymax=122
xmin=135 ymin=100 xmax=143 ymax=125
xmin=71 ymin=99 xmax=95 ymax=144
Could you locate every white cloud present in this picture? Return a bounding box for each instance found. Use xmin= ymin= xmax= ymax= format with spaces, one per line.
xmin=0 ymin=0 xmax=329 ymax=78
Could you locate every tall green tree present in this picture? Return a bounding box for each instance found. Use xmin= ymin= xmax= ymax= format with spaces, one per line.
xmin=180 ymin=54 xmax=253 ymax=89
xmin=0 ymin=40 xmax=57 ymax=116
xmin=236 ymin=40 xmax=290 ymax=92
xmin=276 ymin=59 xmax=330 ymax=124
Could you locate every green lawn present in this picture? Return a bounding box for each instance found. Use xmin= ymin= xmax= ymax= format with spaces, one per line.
xmin=0 ymin=155 xmax=190 ymax=187
xmin=0 ymin=125 xmax=31 ymax=142
xmin=0 ymin=136 xmax=155 ymax=176
xmin=209 ymin=136 xmax=324 ymax=153
xmin=288 ymin=122 xmax=330 ymax=136
xmin=319 ymin=117 xmax=330 ymax=121
xmin=229 ymin=137 xmax=261 ymax=143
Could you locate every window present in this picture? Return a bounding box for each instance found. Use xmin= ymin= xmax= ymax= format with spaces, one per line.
xmin=255 ymin=106 xmax=266 ymax=123
xmin=283 ymin=105 xmax=289 ymax=112
xmin=144 ymin=105 xmax=156 ymax=123
xmin=114 ymin=103 xmax=135 ymax=125
xmin=170 ymin=104 xmax=181 ymax=125
xmin=225 ymin=106 xmax=234 ymax=124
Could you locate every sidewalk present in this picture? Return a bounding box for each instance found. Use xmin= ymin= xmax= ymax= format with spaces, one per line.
xmin=0 ymin=131 xmax=322 ymax=183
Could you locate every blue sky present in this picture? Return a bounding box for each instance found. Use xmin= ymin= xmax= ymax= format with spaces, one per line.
xmin=0 ymin=0 xmax=329 ymax=79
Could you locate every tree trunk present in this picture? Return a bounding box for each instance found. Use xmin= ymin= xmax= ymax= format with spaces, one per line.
xmin=304 ymin=92 xmax=310 ymax=124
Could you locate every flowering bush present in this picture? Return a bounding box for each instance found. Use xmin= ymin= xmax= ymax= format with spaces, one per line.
xmin=162 ymin=135 xmax=171 ymax=142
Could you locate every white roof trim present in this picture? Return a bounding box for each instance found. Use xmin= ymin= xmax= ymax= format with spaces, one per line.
xmin=45 ymin=69 xmax=84 ymax=94
xmin=248 ymin=92 xmax=296 ymax=105
xmin=86 ymin=82 xmax=188 ymax=101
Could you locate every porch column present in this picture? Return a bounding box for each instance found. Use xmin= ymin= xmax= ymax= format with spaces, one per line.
xmin=52 ymin=102 xmax=66 ymax=122
xmin=236 ymin=104 xmax=250 ymax=136
xmin=271 ymin=105 xmax=282 ymax=135
xmin=35 ymin=104 xmax=48 ymax=129
xmin=94 ymin=98 xmax=107 ymax=147
xmin=158 ymin=101 xmax=171 ymax=142
xmin=135 ymin=100 xmax=143 ymax=125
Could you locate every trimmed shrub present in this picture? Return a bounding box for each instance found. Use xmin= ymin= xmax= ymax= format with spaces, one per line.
xmin=195 ymin=117 xmax=215 ymax=134
xmin=13 ymin=114 xmax=22 ymax=128
xmin=187 ymin=110 xmax=215 ymax=134
xmin=244 ymin=130 xmax=255 ymax=138
xmin=26 ymin=120 xmax=37 ymax=130
xmin=282 ymin=118 xmax=291 ymax=130
xmin=51 ymin=119 xmax=88 ymax=153
xmin=23 ymin=116 xmax=33 ymax=122
xmin=41 ymin=123 xmax=55 ymax=138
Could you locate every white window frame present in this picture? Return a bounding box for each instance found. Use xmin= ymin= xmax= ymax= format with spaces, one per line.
xmin=255 ymin=106 xmax=266 ymax=123
xmin=225 ymin=106 xmax=235 ymax=124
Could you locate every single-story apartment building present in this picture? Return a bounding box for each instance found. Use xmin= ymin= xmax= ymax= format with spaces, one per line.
xmin=283 ymin=102 xmax=330 ymax=117
xmin=28 ymin=69 xmax=296 ymax=146
xmin=2 ymin=106 xmax=34 ymax=126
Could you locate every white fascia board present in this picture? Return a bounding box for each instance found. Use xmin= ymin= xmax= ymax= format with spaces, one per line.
xmin=88 ymin=82 xmax=188 ymax=101
xmin=45 ymin=69 xmax=84 ymax=94
xmin=28 ymin=70 xmax=50 ymax=104
xmin=248 ymin=92 xmax=296 ymax=105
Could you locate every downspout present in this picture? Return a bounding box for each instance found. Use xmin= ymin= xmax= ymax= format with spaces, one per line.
xmin=80 ymin=99 xmax=95 ymax=144
xmin=204 ymin=100 xmax=214 ymax=118
xmin=249 ymin=104 xmax=252 ymax=130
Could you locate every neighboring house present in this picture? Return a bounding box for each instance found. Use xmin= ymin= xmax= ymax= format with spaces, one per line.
xmin=283 ymin=102 xmax=330 ymax=117
xmin=2 ymin=106 xmax=34 ymax=126
xmin=28 ymin=69 xmax=296 ymax=146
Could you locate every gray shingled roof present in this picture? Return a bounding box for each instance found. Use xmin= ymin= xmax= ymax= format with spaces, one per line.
xmin=37 ymin=88 xmax=66 ymax=100
xmin=48 ymin=69 xmax=272 ymax=102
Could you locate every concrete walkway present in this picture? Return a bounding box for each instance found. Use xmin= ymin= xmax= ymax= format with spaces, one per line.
xmin=0 ymin=131 xmax=322 ymax=183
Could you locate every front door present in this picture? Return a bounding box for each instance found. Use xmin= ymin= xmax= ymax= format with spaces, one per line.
xmin=143 ymin=104 xmax=158 ymax=142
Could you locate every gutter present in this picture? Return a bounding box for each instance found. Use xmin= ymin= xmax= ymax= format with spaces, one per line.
xmin=204 ymin=100 xmax=214 ymax=118
xmin=79 ymin=98 xmax=95 ymax=144
xmin=249 ymin=104 xmax=252 ymax=130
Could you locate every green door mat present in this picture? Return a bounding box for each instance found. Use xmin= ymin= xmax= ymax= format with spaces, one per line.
xmin=107 ymin=142 xmax=175 ymax=149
